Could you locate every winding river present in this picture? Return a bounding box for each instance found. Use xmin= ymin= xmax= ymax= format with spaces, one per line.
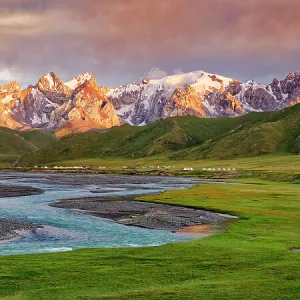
xmin=0 ymin=173 xmax=198 ymax=255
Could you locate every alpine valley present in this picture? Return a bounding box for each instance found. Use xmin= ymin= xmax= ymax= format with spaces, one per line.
xmin=1 ymin=70 xmax=300 ymax=137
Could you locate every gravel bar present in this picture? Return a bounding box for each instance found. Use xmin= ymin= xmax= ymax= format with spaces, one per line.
xmin=0 ymin=184 xmax=44 ymax=198
xmin=52 ymin=199 xmax=226 ymax=232
xmin=0 ymin=218 xmax=41 ymax=241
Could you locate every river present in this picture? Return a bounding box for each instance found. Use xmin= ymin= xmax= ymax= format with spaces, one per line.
xmin=0 ymin=173 xmax=198 ymax=255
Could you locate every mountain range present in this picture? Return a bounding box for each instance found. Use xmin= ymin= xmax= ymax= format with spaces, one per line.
xmin=1 ymin=70 xmax=300 ymax=136
xmin=15 ymin=103 xmax=300 ymax=166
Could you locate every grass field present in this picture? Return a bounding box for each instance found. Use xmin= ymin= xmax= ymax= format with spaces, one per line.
xmin=55 ymin=153 xmax=300 ymax=172
xmin=0 ymin=175 xmax=299 ymax=299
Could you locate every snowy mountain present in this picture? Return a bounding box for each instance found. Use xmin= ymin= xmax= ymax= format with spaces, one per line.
xmin=0 ymin=70 xmax=300 ymax=136
xmin=0 ymin=72 xmax=120 ymax=136
xmin=107 ymin=71 xmax=300 ymax=126
xmin=107 ymin=71 xmax=242 ymax=125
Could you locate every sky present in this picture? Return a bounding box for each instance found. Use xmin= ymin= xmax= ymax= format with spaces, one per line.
xmin=0 ymin=0 xmax=300 ymax=88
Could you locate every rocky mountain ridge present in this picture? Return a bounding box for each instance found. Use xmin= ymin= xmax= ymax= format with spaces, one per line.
xmin=1 ymin=70 xmax=300 ymax=136
xmin=0 ymin=72 xmax=120 ymax=136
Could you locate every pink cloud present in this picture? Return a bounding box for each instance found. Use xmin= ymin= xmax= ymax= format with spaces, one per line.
xmin=0 ymin=0 xmax=299 ymax=86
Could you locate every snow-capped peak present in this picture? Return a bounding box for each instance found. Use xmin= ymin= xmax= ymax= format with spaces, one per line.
xmin=37 ymin=72 xmax=65 ymax=91
xmin=147 ymin=70 xmax=233 ymax=90
xmin=107 ymin=70 xmax=235 ymax=99
xmin=144 ymin=70 xmax=235 ymax=97
xmin=64 ymin=72 xmax=93 ymax=90
xmin=42 ymin=72 xmax=56 ymax=89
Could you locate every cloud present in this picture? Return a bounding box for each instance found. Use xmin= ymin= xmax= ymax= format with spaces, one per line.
xmin=0 ymin=0 xmax=299 ymax=87
xmin=144 ymin=68 xmax=168 ymax=80
xmin=173 ymin=69 xmax=184 ymax=75
xmin=0 ymin=69 xmax=16 ymax=81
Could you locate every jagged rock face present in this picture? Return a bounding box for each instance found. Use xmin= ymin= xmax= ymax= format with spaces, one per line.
xmin=12 ymin=87 xmax=60 ymax=128
xmin=52 ymin=80 xmax=120 ymax=137
xmin=108 ymin=71 xmax=237 ymax=125
xmin=162 ymin=86 xmax=206 ymax=118
xmin=237 ymin=74 xmax=300 ymax=112
xmin=205 ymin=91 xmax=243 ymax=117
xmin=9 ymin=73 xmax=74 ymax=129
xmin=242 ymin=85 xmax=277 ymax=111
xmin=280 ymin=73 xmax=300 ymax=104
xmin=0 ymin=81 xmax=22 ymax=129
xmin=1 ymin=70 xmax=300 ymax=135
xmin=0 ymin=72 xmax=120 ymax=135
xmin=37 ymin=72 xmax=73 ymax=104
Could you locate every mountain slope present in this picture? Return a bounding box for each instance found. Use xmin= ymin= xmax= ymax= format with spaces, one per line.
xmin=16 ymin=104 xmax=300 ymax=166
xmin=172 ymin=103 xmax=300 ymax=160
xmin=0 ymin=128 xmax=56 ymax=165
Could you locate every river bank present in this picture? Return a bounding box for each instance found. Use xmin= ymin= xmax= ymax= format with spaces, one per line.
xmin=0 ymin=168 xmax=176 ymax=177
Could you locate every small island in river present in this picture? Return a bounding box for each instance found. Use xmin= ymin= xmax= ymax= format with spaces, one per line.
xmin=51 ymin=197 xmax=228 ymax=232
xmin=0 ymin=184 xmax=44 ymax=198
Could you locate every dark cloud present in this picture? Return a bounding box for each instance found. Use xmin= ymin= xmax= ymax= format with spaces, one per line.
xmin=0 ymin=0 xmax=299 ymax=87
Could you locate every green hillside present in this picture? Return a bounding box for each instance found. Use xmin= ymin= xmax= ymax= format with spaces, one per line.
xmin=16 ymin=104 xmax=300 ymax=166
xmin=0 ymin=128 xmax=56 ymax=166
xmin=173 ymin=104 xmax=300 ymax=160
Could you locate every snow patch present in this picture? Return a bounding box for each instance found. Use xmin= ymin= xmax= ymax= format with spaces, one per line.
xmin=202 ymin=99 xmax=217 ymax=115
xmin=1 ymin=94 xmax=14 ymax=104
xmin=44 ymin=73 xmax=55 ymax=89
xmin=107 ymin=83 xmax=142 ymax=98
xmin=64 ymin=78 xmax=78 ymax=89
xmin=31 ymin=114 xmax=41 ymax=125
xmin=148 ymin=70 xmax=232 ymax=93
xmin=242 ymin=102 xmax=263 ymax=113
xmin=65 ymin=72 xmax=92 ymax=89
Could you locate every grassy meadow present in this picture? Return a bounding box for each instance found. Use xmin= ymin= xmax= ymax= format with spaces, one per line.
xmin=0 ymin=175 xmax=299 ymax=299
xmin=55 ymin=153 xmax=300 ymax=172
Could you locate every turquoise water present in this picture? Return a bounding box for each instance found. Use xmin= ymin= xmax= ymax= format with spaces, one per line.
xmin=0 ymin=173 xmax=198 ymax=255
